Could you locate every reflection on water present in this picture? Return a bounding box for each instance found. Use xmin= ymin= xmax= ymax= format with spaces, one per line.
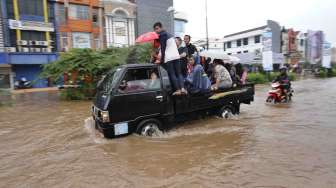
xmin=1 ymin=78 xmax=336 ymax=187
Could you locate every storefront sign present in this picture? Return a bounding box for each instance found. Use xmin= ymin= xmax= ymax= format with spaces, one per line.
xmin=307 ymin=30 xmax=323 ymax=64
xmin=322 ymin=42 xmax=331 ymax=68
xmin=8 ymin=19 xmax=54 ymax=32
xmin=72 ymin=32 xmax=91 ymax=48
xmin=262 ymin=31 xmax=273 ymax=71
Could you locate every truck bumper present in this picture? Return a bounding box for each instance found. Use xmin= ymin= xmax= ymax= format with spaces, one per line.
xmin=93 ymin=116 xmax=135 ymax=138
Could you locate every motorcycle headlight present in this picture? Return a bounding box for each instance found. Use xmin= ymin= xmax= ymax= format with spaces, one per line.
xmin=101 ymin=111 xmax=110 ymax=123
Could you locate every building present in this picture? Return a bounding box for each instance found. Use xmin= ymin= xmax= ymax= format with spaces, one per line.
xmin=223 ymin=26 xmax=265 ymax=56
xmin=0 ymin=4 xmax=4 ymax=52
xmin=223 ymin=20 xmax=282 ymax=66
xmin=136 ymin=0 xmax=174 ymax=36
xmin=174 ymin=11 xmax=187 ymax=38
xmin=297 ymin=32 xmax=308 ymax=63
xmin=54 ymin=0 xmax=104 ymax=52
xmin=332 ymin=47 xmax=336 ymax=65
xmin=193 ymin=38 xmax=224 ymax=52
xmin=281 ymin=28 xmax=301 ymax=65
xmin=0 ymin=0 xmax=58 ymax=88
xmin=0 ymin=2 xmax=11 ymax=89
xmin=102 ymin=0 xmax=136 ymax=47
xmin=306 ymin=30 xmax=324 ymax=65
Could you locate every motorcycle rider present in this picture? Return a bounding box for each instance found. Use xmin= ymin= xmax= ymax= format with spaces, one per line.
xmin=273 ymin=66 xmax=291 ymax=98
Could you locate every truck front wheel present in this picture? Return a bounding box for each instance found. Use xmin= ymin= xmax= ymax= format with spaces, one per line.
xmin=136 ymin=119 xmax=163 ymax=137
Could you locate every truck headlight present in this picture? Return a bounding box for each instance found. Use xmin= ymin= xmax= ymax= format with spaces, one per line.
xmin=101 ymin=111 xmax=110 ymax=123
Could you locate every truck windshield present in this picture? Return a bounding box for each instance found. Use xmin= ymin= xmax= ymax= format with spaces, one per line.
xmin=99 ymin=68 xmax=123 ymax=93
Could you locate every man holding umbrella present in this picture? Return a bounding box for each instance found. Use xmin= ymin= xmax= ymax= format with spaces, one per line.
xmin=153 ymin=22 xmax=186 ymax=95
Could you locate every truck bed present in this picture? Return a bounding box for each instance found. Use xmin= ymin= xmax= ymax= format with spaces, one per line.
xmin=173 ymin=83 xmax=255 ymax=115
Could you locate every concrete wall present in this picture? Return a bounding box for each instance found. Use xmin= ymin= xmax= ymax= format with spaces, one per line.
xmin=136 ymin=0 xmax=174 ymax=36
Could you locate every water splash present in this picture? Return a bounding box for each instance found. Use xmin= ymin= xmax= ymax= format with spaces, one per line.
xmin=83 ymin=117 xmax=107 ymax=144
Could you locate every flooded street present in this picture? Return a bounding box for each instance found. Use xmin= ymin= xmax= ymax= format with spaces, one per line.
xmin=1 ymin=78 xmax=336 ymax=188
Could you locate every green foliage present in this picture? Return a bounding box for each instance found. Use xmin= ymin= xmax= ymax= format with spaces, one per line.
xmin=60 ymin=88 xmax=86 ymax=100
xmin=268 ymin=72 xmax=279 ymax=82
xmin=288 ymin=72 xmax=296 ymax=81
xmin=247 ymin=73 xmax=267 ymax=84
xmin=247 ymin=71 xmax=296 ymax=84
xmin=315 ymin=67 xmax=336 ymax=78
xmin=40 ymin=44 xmax=153 ymax=100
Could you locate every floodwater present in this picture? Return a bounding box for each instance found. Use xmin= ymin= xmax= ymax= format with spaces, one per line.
xmin=1 ymin=78 xmax=336 ymax=188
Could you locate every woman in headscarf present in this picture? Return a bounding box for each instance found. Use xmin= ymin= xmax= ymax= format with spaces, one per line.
xmin=185 ymin=57 xmax=211 ymax=94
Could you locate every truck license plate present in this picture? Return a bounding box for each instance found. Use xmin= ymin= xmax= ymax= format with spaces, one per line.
xmin=114 ymin=123 xmax=128 ymax=135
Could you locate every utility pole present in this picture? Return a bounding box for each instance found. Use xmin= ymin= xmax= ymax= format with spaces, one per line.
xmin=205 ymin=0 xmax=209 ymax=50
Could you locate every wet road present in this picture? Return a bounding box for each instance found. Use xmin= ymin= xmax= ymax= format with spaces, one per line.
xmin=1 ymin=78 xmax=336 ymax=188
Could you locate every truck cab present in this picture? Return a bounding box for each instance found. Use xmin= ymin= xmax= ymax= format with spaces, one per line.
xmin=92 ymin=64 xmax=254 ymax=138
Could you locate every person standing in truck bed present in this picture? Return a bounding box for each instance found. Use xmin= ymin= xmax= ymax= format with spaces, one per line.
xmin=154 ymin=22 xmax=187 ymax=95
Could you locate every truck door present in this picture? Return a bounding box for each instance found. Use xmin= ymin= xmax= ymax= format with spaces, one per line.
xmin=112 ymin=67 xmax=166 ymax=123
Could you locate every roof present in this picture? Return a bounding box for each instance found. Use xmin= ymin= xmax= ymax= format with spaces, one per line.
xmin=224 ymin=25 xmax=267 ymax=38
xmin=174 ymin=12 xmax=188 ymax=22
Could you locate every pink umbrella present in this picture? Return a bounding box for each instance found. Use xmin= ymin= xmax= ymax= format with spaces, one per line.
xmin=136 ymin=32 xmax=159 ymax=43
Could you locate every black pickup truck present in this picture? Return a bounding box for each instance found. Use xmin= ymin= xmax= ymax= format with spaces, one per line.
xmin=92 ymin=64 xmax=254 ymax=138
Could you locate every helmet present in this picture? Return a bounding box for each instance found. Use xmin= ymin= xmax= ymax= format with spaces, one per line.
xmin=280 ymin=66 xmax=287 ymax=70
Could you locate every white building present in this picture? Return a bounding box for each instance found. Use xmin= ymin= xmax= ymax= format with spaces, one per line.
xmin=208 ymin=38 xmax=224 ymax=51
xmin=223 ymin=26 xmax=265 ymax=56
xmin=222 ymin=20 xmax=282 ymax=65
xmin=192 ymin=38 xmax=224 ymax=52
xmin=297 ymin=32 xmax=308 ymax=62
xmin=102 ymin=0 xmax=136 ymax=47
xmin=174 ymin=11 xmax=188 ymax=38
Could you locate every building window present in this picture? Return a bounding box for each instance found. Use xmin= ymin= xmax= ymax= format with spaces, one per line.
xmin=60 ymin=33 xmax=68 ymax=51
xmin=69 ymin=4 xmax=89 ymax=20
xmin=48 ymin=2 xmax=54 ymax=22
xmin=243 ymin=38 xmax=248 ymax=45
xmin=227 ymin=41 xmax=231 ymax=48
xmin=6 ymin=0 xmax=15 ymax=19
xmin=72 ymin=32 xmax=91 ymax=48
xmin=92 ymin=9 xmax=99 ymax=27
xmin=243 ymin=50 xmax=248 ymax=53
xmin=21 ymin=31 xmax=46 ymax=41
xmin=114 ymin=10 xmax=128 ymax=17
xmin=94 ymin=34 xmax=100 ymax=49
xmin=58 ymin=4 xmax=66 ymax=24
xmin=300 ymin=39 xmax=304 ymax=46
xmin=18 ymin=0 xmax=43 ymax=16
xmin=237 ymin=51 xmax=241 ymax=54
xmin=237 ymin=39 xmax=241 ymax=47
xmin=255 ymin=35 xmax=261 ymax=43
xmin=227 ymin=53 xmax=232 ymax=55
xmin=291 ymin=38 xmax=295 ymax=44
xmin=174 ymin=20 xmax=185 ymax=37
xmin=119 ymin=67 xmax=161 ymax=93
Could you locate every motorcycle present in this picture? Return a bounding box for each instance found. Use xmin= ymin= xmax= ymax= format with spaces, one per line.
xmin=14 ymin=77 xmax=32 ymax=89
xmin=266 ymin=81 xmax=293 ymax=103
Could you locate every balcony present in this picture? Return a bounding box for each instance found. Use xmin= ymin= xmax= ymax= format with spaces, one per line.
xmin=0 ymin=52 xmax=58 ymax=65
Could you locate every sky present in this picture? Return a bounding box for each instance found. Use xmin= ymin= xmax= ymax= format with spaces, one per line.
xmin=174 ymin=0 xmax=336 ymax=45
